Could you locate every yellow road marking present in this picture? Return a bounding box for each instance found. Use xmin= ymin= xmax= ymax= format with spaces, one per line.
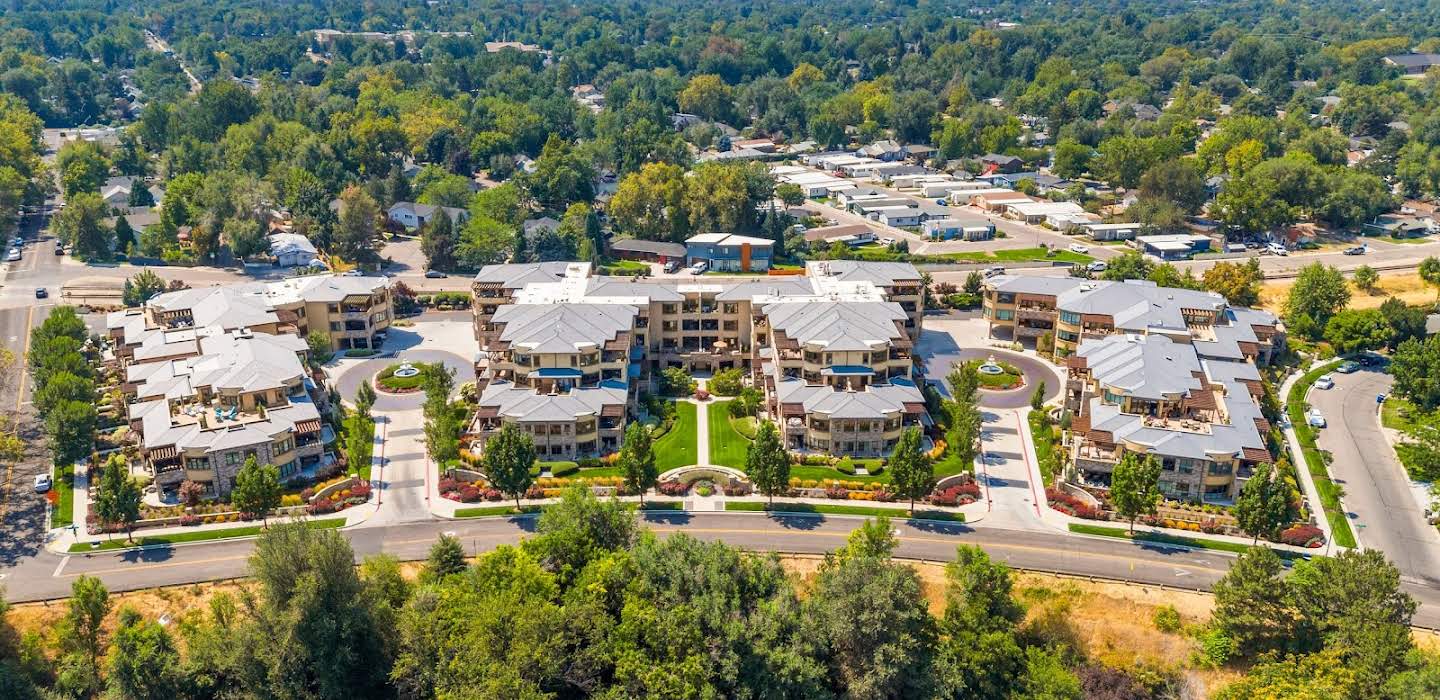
xmin=60 ymin=553 xmax=250 ymax=578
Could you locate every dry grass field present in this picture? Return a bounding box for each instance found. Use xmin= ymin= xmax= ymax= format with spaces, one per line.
xmin=1260 ymin=271 xmax=1438 ymax=314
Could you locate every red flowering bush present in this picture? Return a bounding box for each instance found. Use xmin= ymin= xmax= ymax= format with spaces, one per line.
xmin=872 ymin=489 xmax=896 ymax=503
xmin=525 ymin=485 xmax=546 ymax=499
xmin=1046 ymin=488 xmax=1109 ymax=520
xmin=929 ymin=483 xmax=981 ymax=506
xmin=458 ymin=486 xmax=481 ymax=503
xmin=300 ymin=487 xmax=315 ymax=501
xmin=484 ymin=488 xmax=503 ymax=501
xmin=1279 ymin=525 xmax=1324 ymax=547
xmin=179 ymin=514 xmax=201 ymax=527
xmin=438 ymin=478 xmax=458 ymax=494
xmin=1199 ymin=518 xmax=1224 ymax=535
xmin=825 ymin=485 xmax=849 ymax=499
xmin=658 ymin=481 xmax=689 ymax=496
xmin=307 ymin=500 xmax=337 ymax=515
xmin=350 ymin=483 xmax=372 ymax=500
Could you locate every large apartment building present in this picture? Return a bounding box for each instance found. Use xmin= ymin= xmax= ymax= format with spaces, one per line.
xmin=122 ymin=328 xmax=332 ymax=498
xmin=467 ymin=260 xmax=928 ymax=459
xmin=980 ymin=276 xmax=1282 ymax=363
xmin=106 ymin=274 xmax=393 ymax=360
xmin=1064 ymin=333 xmax=1273 ymax=502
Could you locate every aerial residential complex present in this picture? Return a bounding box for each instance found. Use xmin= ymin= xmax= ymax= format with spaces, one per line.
xmin=468 ymin=260 xmax=928 ymax=458
xmin=105 ymin=274 xmax=391 ymax=497
xmin=978 ymin=276 xmax=1284 ymax=502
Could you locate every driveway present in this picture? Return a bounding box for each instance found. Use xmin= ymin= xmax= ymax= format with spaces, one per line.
xmin=1310 ymin=368 xmax=1440 ymax=584
xmin=916 ymin=318 xmax=1064 ymax=409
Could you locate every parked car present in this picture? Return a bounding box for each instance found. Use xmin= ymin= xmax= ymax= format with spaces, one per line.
xmin=1068 ymin=243 xmax=1090 ymax=254
xmin=33 ymin=473 xmax=51 ymax=493
xmin=1335 ymin=361 xmax=1359 ymax=374
xmin=1377 ymin=393 xmax=1388 ymax=404
xmin=1314 ymin=375 xmax=1334 ymax=390
xmin=1307 ymin=408 xmax=1327 ymax=428
xmin=879 ymin=236 xmax=895 ymax=245
xmin=34 ymin=287 xmax=46 ymax=299
xmin=1086 ymin=261 xmax=1108 ymax=273
xmin=54 ymin=242 xmax=64 ymax=255
xmin=934 ymin=198 xmax=948 ymax=206
xmin=11 ymin=236 xmax=21 ymax=247
xmin=423 ymin=269 xmax=446 ymax=278
xmin=983 ymin=266 xmax=1006 ymax=278
xmin=688 ymin=261 xmax=708 ymax=275
xmin=664 ymin=259 xmax=682 ymax=274
xmin=1266 ymin=243 xmax=1288 ymax=256
xmin=1344 ymin=245 xmax=1367 ymax=256
xmin=5 ymin=249 xmax=18 ymax=262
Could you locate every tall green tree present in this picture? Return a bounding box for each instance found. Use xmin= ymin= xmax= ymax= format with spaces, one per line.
xmin=419 ymin=207 xmax=457 ymax=272
xmin=745 ymin=420 xmax=790 ymax=505
xmin=1285 ymin=263 xmax=1350 ymax=339
xmin=618 ymin=422 xmax=658 ymax=503
xmin=1420 ymin=256 xmax=1440 ymax=301
xmin=231 ymin=456 xmax=282 ymax=526
xmin=889 ymin=426 xmax=935 ymax=514
xmin=105 ymin=608 xmax=183 ymax=700
xmin=1233 ymin=462 xmax=1290 ymax=544
xmin=523 ymin=484 xmax=638 ymax=586
xmin=483 ymin=423 xmax=536 ymax=508
xmin=1108 ymin=451 xmax=1161 ymax=533
xmin=53 ymin=192 xmax=113 ymax=261
xmin=333 ymin=185 xmax=382 ymax=265
xmin=93 ymin=453 xmax=141 ymax=541
xmin=422 ymin=534 xmax=467 ymax=581
xmin=1212 ymin=546 xmax=1296 ymax=656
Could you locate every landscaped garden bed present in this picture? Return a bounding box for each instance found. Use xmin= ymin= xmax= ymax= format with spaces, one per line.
xmin=375 ymin=362 xmax=426 ymax=393
xmin=974 ymin=360 xmax=1024 ymax=391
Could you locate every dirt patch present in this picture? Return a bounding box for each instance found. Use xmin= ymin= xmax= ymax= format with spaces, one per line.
xmin=1261 ymin=271 xmax=1439 ymax=314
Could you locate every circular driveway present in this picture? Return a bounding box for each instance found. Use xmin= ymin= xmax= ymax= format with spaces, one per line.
xmin=925 ymin=348 xmax=1063 ymax=409
xmin=330 ymin=349 xmax=475 ymax=411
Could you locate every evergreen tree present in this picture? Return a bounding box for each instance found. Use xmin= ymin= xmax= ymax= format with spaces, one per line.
xmin=423 ymin=534 xmax=468 ymax=581
xmin=1233 ymin=462 xmax=1290 ymax=544
xmin=113 ymin=215 xmax=136 ymax=255
xmin=745 ymin=420 xmax=790 ymax=505
xmin=889 ymin=427 xmax=935 ymax=514
xmin=619 ymin=422 xmax=658 ymax=503
xmin=419 ymin=210 xmax=457 ymax=272
xmin=93 ymin=454 xmax=141 ymax=542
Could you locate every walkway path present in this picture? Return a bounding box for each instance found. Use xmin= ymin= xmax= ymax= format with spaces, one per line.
xmin=369 ymin=407 xmax=432 ymax=525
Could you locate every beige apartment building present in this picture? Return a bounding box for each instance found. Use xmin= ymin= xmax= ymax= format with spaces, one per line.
xmin=107 ymin=274 xmax=393 ymax=362
xmin=467 ymin=260 xmax=929 ymax=459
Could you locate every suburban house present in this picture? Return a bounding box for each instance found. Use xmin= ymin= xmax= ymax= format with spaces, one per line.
xmin=923 ymin=219 xmax=993 ymax=241
xmin=1384 ymin=53 xmax=1440 ymax=76
xmin=386 ymin=201 xmax=468 ymax=230
xmin=858 ymin=139 xmax=903 ymax=161
xmin=1365 ymin=213 xmax=1435 ymax=238
xmin=804 ymin=224 xmax=877 ymax=247
xmin=608 ymin=238 xmax=687 ymax=264
xmin=1134 ymin=234 xmax=1212 ymax=260
xmin=268 ymin=232 xmax=318 ymax=267
xmin=684 ymin=233 xmax=775 ymax=272
xmin=467 ymin=260 xmax=928 ymax=459
xmin=1077 ymin=222 xmax=1140 ymax=241
xmin=979 ymin=153 xmax=1024 ymax=174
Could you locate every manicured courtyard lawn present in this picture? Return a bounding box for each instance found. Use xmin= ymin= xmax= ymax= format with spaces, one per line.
xmin=454 ymin=505 xmax=544 ymax=518
xmin=708 ymin=401 xmax=751 ymax=468
xmin=976 ymin=362 xmax=1024 ymax=390
xmin=69 ymin=518 xmax=345 ymax=552
xmin=654 ymin=401 xmax=698 ymax=469
xmin=726 ymin=501 xmax=964 ymax=522
xmin=376 ymin=363 xmax=426 ymax=391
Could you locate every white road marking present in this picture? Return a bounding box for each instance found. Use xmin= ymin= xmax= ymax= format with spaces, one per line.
xmin=52 ymin=556 xmax=69 ymax=577
xmin=1173 ymin=568 xmax=1191 ymax=577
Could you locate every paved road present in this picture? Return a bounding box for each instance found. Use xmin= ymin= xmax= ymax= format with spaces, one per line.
xmin=1310 ymin=369 xmax=1440 ymax=585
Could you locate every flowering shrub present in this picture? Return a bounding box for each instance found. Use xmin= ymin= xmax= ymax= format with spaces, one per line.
xmin=872 ymin=489 xmax=896 ymax=503
xmin=438 ymin=478 xmax=458 ymax=494
xmin=722 ymin=484 xmax=749 ymax=496
xmin=694 ymin=388 xmax=710 ymax=401
xmin=1045 ymin=488 xmax=1108 ymax=520
xmin=458 ymin=486 xmax=481 ymax=503
xmin=1199 ymin=518 xmax=1224 ymax=535
xmin=350 ymin=483 xmax=373 ymax=500
xmin=929 ymin=483 xmax=981 ymax=506
xmin=658 ymin=481 xmax=689 ymax=496
xmin=1279 ymin=525 xmax=1325 ymax=547
xmin=307 ymin=500 xmax=338 ymax=515
xmin=824 ymin=485 xmax=849 ymax=500
xmin=926 ymin=439 xmax=947 ymax=460
xmin=484 ymin=488 xmax=503 ymax=501
xmin=300 ymin=487 xmax=315 ymax=501
xmin=525 ymin=486 xmax=546 ymax=499
xmin=179 ymin=514 xmax=201 ymax=527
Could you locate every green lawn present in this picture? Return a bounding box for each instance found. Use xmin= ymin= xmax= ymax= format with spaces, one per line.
xmin=1028 ymin=410 xmax=1058 ymax=487
xmin=455 ymin=501 xmax=683 ymax=518
xmin=69 ymin=518 xmax=345 ymax=552
xmin=1067 ymin=523 xmax=1310 ymax=559
xmin=376 ymin=364 xmax=426 ymax=391
xmin=654 ymin=401 xmax=698 ymax=469
xmin=726 ymin=501 xmax=964 ymax=522
xmin=977 ymin=363 xmax=1024 ymax=390
xmin=708 ymin=401 xmax=751 ymax=468
xmin=1286 ymin=360 xmax=1357 ymax=548
xmin=52 ymin=462 xmax=75 ymax=529
xmin=1381 ymin=396 xmax=1420 ymax=433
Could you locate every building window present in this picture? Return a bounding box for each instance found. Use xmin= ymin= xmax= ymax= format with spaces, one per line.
xmin=1059 ymin=311 xmax=1081 ymax=325
xmin=1057 ymin=330 xmax=1079 ymax=342
xmin=329 ymin=322 xmax=341 ymax=331
xmin=994 ymin=310 xmax=1014 ymax=321
xmin=225 ymin=452 xmax=240 ymax=465
xmin=328 ymin=304 xmax=339 ymax=313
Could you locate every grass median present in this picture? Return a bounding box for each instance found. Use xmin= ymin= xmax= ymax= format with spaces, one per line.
xmin=51 ymin=462 xmax=75 ymax=529
xmin=69 ymin=518 xmax=345 ymax=553
xmin=654 ymin=401 xmax=698 ymax=470
xmin=726 ymin=501 xmax=964 ymax=522
xmin=1286 ymin=360 xmax=1357 ymax=548
xmin=1067 ymin=523 xmax=1310 ymax=559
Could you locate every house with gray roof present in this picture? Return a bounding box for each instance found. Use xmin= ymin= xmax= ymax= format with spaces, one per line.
xmin=386 ymin=201 xmax=469 ymax=230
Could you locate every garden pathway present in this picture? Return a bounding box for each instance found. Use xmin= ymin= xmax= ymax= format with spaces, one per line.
xmin=369 ymin=406 xmax=433 ymax=525
xmin=693 ymin=398 xmax=713 ymax=468
xmin=972 ymin=407 xmax=1048 ymax=531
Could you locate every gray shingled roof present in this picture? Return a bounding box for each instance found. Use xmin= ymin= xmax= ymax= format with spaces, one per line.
xmin=761 ymin=301 xmax=908 ymax=351
xmin=492 ymin=303 xmax=638 ymax=353
xmin=1079 ymin=334 xmax=1202 ymax=401
xmin=472 ymin=262 xmax=572 ymax=288
xmin=808 ymin=260 xmax=922 ymax=285
xmin=477 ymin=380 xmax=628 ymax=422
xmin=775 ymin=378 xmax=923 ymax=419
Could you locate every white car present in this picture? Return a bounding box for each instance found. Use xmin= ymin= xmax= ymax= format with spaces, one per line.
xmin=1267 ymin=243 xmax=1289 ymax=256
xmin=1314 ymin=375 xmax=1334 ymax=390
xmin=1306 ymin=408 xmax=1326 ymax=428
xmin=688 ymin=261 xmax=708 ymax=275
xmin=983 ymin=266 xmax=1006 ymax=278
xmin=5 ymin=248 xmax=19 ymax=262
xmin=1086 ymin=261 xmax=1108 ymax=273
xmin=33 ymin=473 xmax=51 ymax=493
xmin=1068 ymin=243 xmax=1090 ymax=254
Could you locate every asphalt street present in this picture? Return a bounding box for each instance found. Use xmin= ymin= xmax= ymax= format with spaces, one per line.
xmin=1310 ymin=368 xmax=1440 ymax=586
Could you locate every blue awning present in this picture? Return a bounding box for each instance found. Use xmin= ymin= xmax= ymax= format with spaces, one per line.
xmin=627 ymin=363 xmax=642 ymax=377
xmin=822 ymin=365 xmax=876 ymax=376
xmin=535 ymin=368 xmax=583 ymax=378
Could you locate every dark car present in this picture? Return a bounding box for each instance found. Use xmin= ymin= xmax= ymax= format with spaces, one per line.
xmin=34 ymin=287 xmax=46 ymax=298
